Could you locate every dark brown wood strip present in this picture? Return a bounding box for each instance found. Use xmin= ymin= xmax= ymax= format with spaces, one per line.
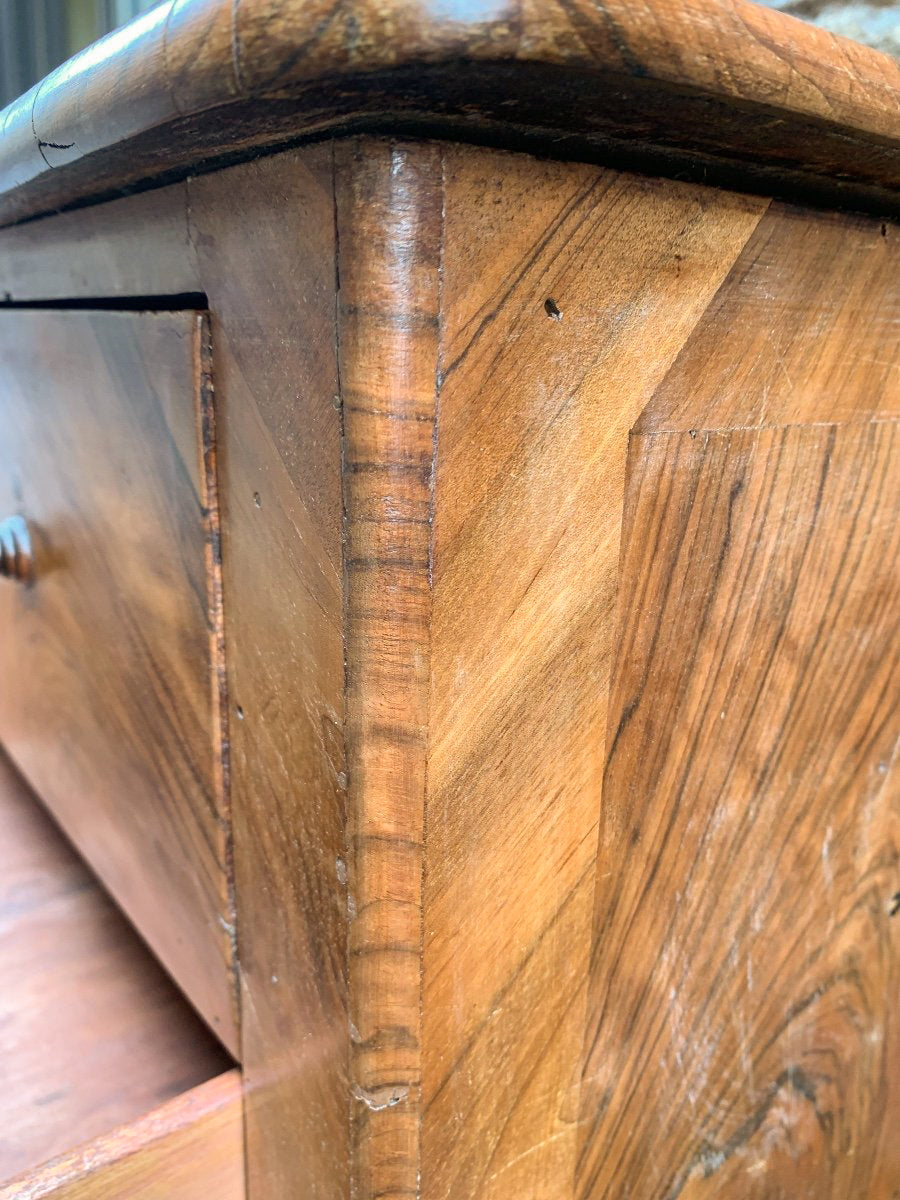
xmin=335 ymin=137 xmax=443 ymax=1200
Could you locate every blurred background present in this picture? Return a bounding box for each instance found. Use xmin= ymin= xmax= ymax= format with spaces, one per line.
xmin=759 ymin=0 xmax=899 ymax=54
xmin=0 ymin=0 xmax=161 ymax=107
xmin=0 ymin=0 xmax=898 ymax=110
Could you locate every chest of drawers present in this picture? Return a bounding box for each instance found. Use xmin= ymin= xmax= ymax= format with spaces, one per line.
xmin=0 ymin=2 xmax=897 ymax=1198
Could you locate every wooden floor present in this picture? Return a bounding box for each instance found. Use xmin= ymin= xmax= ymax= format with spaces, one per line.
xmin=0 ymin=749 xmax=231 ymax=1182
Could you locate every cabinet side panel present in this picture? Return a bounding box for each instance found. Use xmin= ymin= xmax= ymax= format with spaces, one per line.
xmin=578 ymin=203 xmax=900 ymax=1200
xmin=425 ymin=145 xmax=767 ymax=1199
xmin=0 ymin=149 xmax=353 ymax=1198
xmin=335 ymin=138 xmax=442 ymax=1200
xmin=188 ymin=149 xmax=349 ymax=1200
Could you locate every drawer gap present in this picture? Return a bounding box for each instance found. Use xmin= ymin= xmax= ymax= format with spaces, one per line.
xmin=0 ymin=746 xmax=233 ymax=1185
xmin=0 ymin=292 xmax=208 ymax=311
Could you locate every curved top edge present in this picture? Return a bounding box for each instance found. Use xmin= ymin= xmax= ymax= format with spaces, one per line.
xmin=1 ymin=0 xmax=900 ymax=226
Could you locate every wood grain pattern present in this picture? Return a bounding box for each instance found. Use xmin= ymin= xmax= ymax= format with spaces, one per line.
xmin=2 ymin=0 xmax=900 ymax=225
xmin=0 ymin=138 xmax=896 ymax=1200
xmin=335 ymin=138 xmax=442 ymax=1200
xmin=423 ymin=148 xmax=767 ymax=1200
xmin=0 ymin=1072 xmax=244 ymax=1200
xmin=186 ymin=150 xmax=349 ymax=1200
xmin=578 ymin=200 xmax=900 ymax=1198
xmin=0 ymin=148 xmax=350 ymax=1200
xmin=0 ymin=748 xmax=230 ymax=1183
xmin=0 ymin=308 xmax=236 ymax=1051
xmin=578 ymin=420 xmax=899 ymax=1199
xmin=636 ymin=206 xmax=900 ymax=434
xmin=0 ymin=186 xmax=197 ymax=303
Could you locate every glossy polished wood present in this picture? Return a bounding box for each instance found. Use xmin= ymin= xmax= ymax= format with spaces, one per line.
xmin=0 ymin=1073 xmax=243 ymax=1200
xmin=1 ymin=0 xmax=900 ymax=225
xmin=0 ymin=749 xmax=230 ymax=1183
xmin=335 ymin=138 xmax=442 ymax=1200
xmin=0 ymin=309 xmax=236 ymax=1051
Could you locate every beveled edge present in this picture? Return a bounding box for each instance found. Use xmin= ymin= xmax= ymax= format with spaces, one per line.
xmin=0 ymin=1071 xmax=244 ymax=1200
xmin=1 ymin=0 xmax=900 ymax=226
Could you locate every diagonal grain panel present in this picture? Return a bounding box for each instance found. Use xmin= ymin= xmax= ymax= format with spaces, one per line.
xmin=424 ymin=146 xmax=767 ymax=1200
xmin=335 ymin=138 xmax=443 ymax=1200
xmin=579 ymin=200 xmax=900 ymax=1200
xmin=577 ymin=419 xmax=899 ymax=1199
xmin=636 ymin=206 xmax=900 ymax=434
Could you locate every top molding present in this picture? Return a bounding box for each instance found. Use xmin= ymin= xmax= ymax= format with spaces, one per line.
xmin=1 ymin=0 xmax=899 ymax=226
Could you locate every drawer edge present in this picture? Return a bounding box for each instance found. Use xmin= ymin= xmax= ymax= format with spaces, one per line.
xmin=0 ymin=1071 xmax=244 ymax=1200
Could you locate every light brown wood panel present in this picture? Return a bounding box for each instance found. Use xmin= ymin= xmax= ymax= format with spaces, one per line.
xmin=0 ymin=308 xmax=235 ymax=1051
xmin=424 ymin=147 xmax=767 ymax=1199
xmin=636 ymin=206 xmax=900 ymax=434
xmin=185 ymin=149 xmax=349 ymax=1200
xmin=577 ymin=419 xmax=899 ymax=1199
xmin=335 ymin=138 xmax=442 ymax=1200
xmin=0 ymin=749 xmax=230 ymax=1183
xmin=0 ymin=186 xmax=198 ymax=303
xmin=1 ymin=1073 xmax=243 ymax=1200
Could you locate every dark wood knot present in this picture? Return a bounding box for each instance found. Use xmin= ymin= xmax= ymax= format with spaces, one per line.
xmin=0 ymin=515 xmax=33 ymax=583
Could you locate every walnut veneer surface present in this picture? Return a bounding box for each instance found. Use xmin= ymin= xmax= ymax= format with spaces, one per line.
xmin=0 ymin=308 xmax=235 ymax=1052
xmin=1 ymin=140 xmax=895 ymax=1200
xmin=0 ymin=1 xmax=897 ymax=1198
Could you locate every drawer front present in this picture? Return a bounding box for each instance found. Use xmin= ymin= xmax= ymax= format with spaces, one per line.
xmin=0 ymin=309 xmax=235 ymax=1051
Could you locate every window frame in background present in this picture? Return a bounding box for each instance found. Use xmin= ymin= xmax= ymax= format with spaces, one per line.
xmin=0 ymin=0 xmax=163 ymax=109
